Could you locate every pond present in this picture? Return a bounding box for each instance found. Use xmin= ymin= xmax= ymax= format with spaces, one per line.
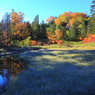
xmin=0 ymin=56 xmax=24 ymax=94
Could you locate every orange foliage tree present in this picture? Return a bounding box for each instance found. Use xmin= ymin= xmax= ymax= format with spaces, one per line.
xmin=55 ymin=12 xmax=87 ymax=27
xmin=46 ymin=32 xmax=56 ymax=41
xmin=55 ymin=18 xmax=62 ymax=25
xmin=71 ymin=12 xmax=87 ymax=18
xmin=59 ymin=11 xmax=72 ymax=23
xmin=55 ymin=29 xmax=64 ymax=40
xmin=11 ymin=11 xmax=30 ymax=39
xmin=68 ymin=12 xmax=87 ymax=26
xmin=69 ymin=18 xmax=76 ymax=26
xmin=11 ymin=12 xmax=24 ymax=23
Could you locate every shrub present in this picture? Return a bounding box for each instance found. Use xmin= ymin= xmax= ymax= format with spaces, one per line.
xmin=37 ymin=42 xmax=43 ymax=45
xmin=31 ymin=40 xmax=37 ymax=45
xmin=57 ymin=40 xmax=64 ymax=44
xmin=18 ymin=36 xmax=31 ymax=47
xmin=11 ymin=40 xmax=20 ymax=46
xmin=51 ymin=40 xmax=57 ymax=44
xmin=83 ymin=34 xmax=95 ymax=43
xmin=11 ymin=36 xmax=31 ymax=47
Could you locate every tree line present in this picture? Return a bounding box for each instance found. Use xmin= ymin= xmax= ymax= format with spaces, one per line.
xmin=0 ymin=0 xmax=95 ymax=46
xmin=0 ymin=10 xmax=47 ymax=44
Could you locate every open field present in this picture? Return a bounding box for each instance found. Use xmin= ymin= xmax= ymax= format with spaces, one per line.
xmin=3 ymin=47 xmax=95 ymax=95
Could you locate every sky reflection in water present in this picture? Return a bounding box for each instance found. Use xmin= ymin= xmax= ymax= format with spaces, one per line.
xmin=0 ymin=57 xmax=24 ymax=93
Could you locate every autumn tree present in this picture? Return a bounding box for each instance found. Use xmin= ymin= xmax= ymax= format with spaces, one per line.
xmin=54 ymin=12 xmax=72 ymax=40
xmin=55 ymin=18 xmax=62 ymax=25
xmin=11 ymin=11 xmax=24 ymax=34
xmin=18 ymin=22 xmax=31 ymax=39
xmin=11 ymin=11 xmax=23 ymax=24
xmin=59 ymin=11 xmax=72 ymax=23
xmin=55 ymin=29 xmax=64 ymax=40
xmin=64 ymin=12 xmax=88 ymax=40
xmin=46 ymin=16 xmax=55 ymax=22
xmin=46 ymin=11 xmax=89 ymax=41
xmin=11 ymin=10 xmax=30 ymax=40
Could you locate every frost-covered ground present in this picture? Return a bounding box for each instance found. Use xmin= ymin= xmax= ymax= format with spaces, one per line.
xmin=4 ymin=49 xmax=95 ymax=95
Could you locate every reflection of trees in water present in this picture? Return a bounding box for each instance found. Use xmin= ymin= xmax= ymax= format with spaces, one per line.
xmin=0 ymin=57 xmax=24 ymax=77
xmin=0 ymin=57 xmax=24 ymax=93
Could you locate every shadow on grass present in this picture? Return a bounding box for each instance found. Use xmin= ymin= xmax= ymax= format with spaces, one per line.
xmin=3 ymin=49 xmax=95 ymax=95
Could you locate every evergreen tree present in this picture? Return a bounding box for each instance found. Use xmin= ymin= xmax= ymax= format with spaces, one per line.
xmin=90 ymin=0 xmax=95 ymax=15
xmin=0 ymin=22 xmax=3 ymax=41
xmin=69 ymin=21 xmax=79 ymax=41
xmin=87 ymin=20 xmax=92 ymax=35
xmin=81 ymin=20 xmax=87 ymax=38
xmin=26 ymin=22 xmax=32 ymax=36
xmin=90 ymin=0 xmax=95 ymax=34
xmin=2 ymin=12 xmax=11 ymax=44
xmin=78 ymin=20 xmax=87 ymax=38
xmin=46 ymin=21 xmax=56 ymax=35
xmin=39 ymin=20 xmax=47 ymax=39
xmin=31 ymin=15 xmax=40 ymax=40
xmin=69 ymin=26 xmax=77 ymax=41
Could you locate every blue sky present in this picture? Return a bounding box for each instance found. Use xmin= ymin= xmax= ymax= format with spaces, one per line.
xmin=0 ymin=0 xmax=92 ymax=23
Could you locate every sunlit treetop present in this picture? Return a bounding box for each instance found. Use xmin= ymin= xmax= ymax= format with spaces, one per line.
xmin=46 ymin=16 xmax=56 ymax=22
xmin=54 ymin=11 xmax=88 ymax=25
xmin=11 ymin=12 xmax=24 ymax=23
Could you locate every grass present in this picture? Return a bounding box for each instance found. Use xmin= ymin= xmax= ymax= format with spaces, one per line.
xmin=3 ymin=48 xmax=95 ymax=95
xmin=34 ymin=41 xmax=95 ymax=50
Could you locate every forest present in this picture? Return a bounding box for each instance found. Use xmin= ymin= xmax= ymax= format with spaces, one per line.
xmin=0 ymin=0 xmax=95 ymax=47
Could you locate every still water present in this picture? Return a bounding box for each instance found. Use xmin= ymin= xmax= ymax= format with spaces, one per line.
xmin=0 ymin=56 xmax=24 ymax=93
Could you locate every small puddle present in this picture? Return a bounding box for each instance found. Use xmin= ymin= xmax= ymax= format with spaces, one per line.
xmin=0 ymin=56 xmax=24 ymax=94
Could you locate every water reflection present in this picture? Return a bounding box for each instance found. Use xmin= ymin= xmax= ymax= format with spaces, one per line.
xmin=0 ymin=57 xmax=24 ymax=93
